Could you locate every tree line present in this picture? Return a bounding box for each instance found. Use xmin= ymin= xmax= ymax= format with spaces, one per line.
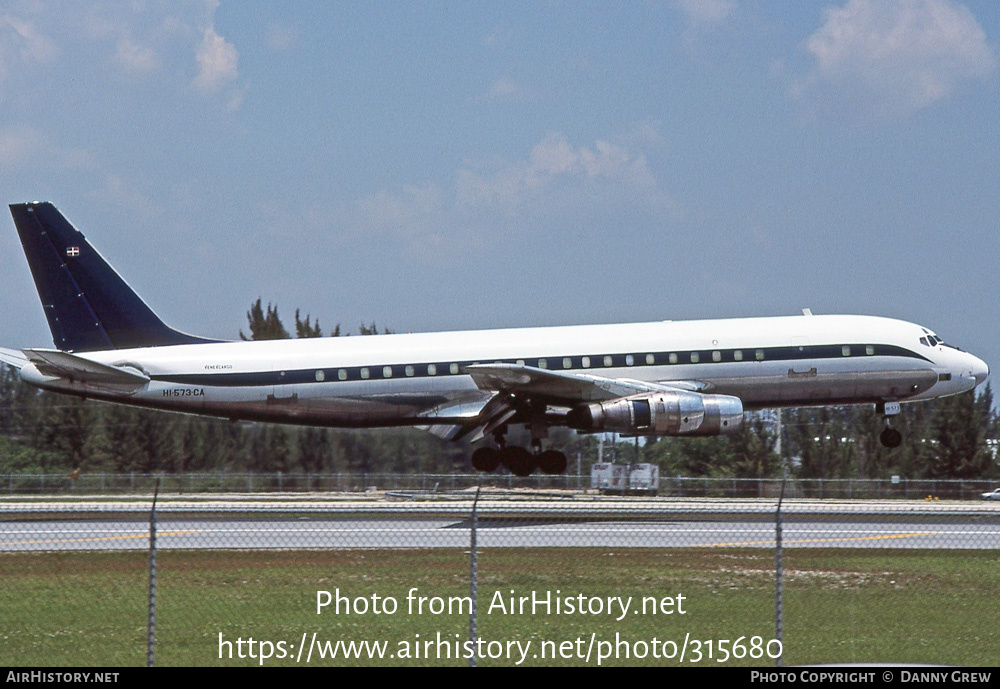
xmin=0 ymin=301 xmax=996 ymax=479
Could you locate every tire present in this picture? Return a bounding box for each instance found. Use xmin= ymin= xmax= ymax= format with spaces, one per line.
xmin=880 ymin=427 xmax=902 ymax=448
xmin=500 ymin=446 xmax=535 ymax=477
xmin=537 ymin=450 xmax=568 ymax=475
xmin=471 ymin=446 xmax=500 ymax=472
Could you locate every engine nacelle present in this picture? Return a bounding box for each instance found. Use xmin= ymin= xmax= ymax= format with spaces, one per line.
xmin=566 ymin=391 xmax=744 ymax=436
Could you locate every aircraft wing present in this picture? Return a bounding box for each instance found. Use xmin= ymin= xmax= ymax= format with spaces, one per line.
xmin=465 ymin=363 xmax=705 ymax=401
xmin=452 ymin=363 xmax=713 ymax=442
xmin=22 ymin=349 xmax=150 ymax=394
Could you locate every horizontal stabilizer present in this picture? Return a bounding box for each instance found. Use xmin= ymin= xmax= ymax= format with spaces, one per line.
xmin=0 ymin=348 xmax=28 ymax=370
xmin=23 ymin=348 xmax=149 ymax=393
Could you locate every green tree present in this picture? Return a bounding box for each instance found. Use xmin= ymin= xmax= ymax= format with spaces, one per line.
xmin=927 ymin=389 xmax=992 ymax=479
xmin=294 ymin=309 xmax=324 ymax=338
xmin=240 ymin=299 xmax=290 ymax=340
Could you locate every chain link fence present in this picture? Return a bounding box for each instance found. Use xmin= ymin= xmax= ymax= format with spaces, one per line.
xmin=1 ymin=479 xmax=999 ymax=666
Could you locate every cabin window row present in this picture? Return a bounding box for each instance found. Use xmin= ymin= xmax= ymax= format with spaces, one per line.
xmin=302 ymin=345 xmax=887 ymax=382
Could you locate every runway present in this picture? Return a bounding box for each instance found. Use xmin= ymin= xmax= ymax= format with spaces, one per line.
xmin=1 ymin=495 xmax=998 ymax=551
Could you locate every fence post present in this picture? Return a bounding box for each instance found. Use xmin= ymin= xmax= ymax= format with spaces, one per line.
xmin=775 ymin=473 xmax=785 ymax=668
xmin=469 ymin=486 xmax=481 ymax=668
xmin=148 ymin=479 xmax=160 ymax=667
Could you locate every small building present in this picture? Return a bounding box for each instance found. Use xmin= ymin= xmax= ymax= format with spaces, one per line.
xmin=591 ymin=463 xmax=627 ymax=493
xmin=591 ymin=463 xmax=658 ymax=495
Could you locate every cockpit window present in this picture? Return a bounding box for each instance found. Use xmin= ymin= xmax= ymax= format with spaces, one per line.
xmin=920 ymin=337 xmax=928 ymax=346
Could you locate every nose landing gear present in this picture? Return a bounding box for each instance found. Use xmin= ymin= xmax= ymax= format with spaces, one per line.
xmin=877 ymin=400 xmax=903 ymax=448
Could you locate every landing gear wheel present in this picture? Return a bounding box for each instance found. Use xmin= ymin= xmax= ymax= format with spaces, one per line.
xmin=471 ymin=447 xmax=500 ymax=472
xmin=537 ymin=450 xmax=568 ymax=475
xmin=880 ymin=427 xmax=902 ymax=448
xmin=499 ymin=446 xmax=535 ymax=477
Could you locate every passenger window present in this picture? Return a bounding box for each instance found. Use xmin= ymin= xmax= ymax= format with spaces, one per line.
xmin=405 ymin=365 xmax=414 ymax=377
xmin=383 ymin=366 xmax=392 ymax=378
xmin=712 ymin=351 xmax=721 ymax=362
xmin=755 ymin=349 xmax=764 ymax=361
xmin=338 ymin=369 xmax=347 ymax=380
xmin=449 ymin=363 xmax=459 ymax=374
xmin=842 ymin=346 xmax=851 ymax=357
xmin=866 ymin=345 xmax=874 ymax=356
xmin=582 ymin=356 xmax=590 ymax=368
xmin=669 ymin=353 xmax=678 ymax=364
xmin=315 ymin=370 xmax=325 ymax=382
xmin=427 ymin=364 xmax=437 ymax=376
xmin=563 ymin=357 xmax=572 ymax=369
xmin=625 ymin=355 xmax=634 ymax=366
xmin=645 ymin=354 xmax=655 ymax=365
xmin=734 ymin=350 xmax=743 ymax=361
xmin=360 ymin=368 xmax=370 ymax=379
xmin=690 ymin=352 xmax=699 ymax=363
xmin=604 ymin=355 xmax=613 ymax=367
xmin=538 ymin=358 xmax=547 ymax=369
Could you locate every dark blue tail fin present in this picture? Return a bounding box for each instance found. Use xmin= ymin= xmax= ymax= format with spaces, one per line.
xmin=9 ymin=202 xmax=222 ymax=352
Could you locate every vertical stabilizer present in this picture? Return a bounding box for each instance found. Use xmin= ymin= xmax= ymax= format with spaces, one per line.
xmin=9 ymin=202 xmax=221 ymax=351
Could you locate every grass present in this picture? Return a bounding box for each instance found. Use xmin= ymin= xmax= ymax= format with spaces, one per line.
xmin=0 ymin=548 xmax=997 ymax=666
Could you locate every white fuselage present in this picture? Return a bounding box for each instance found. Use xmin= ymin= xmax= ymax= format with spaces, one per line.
xmin=20 ymin=314 xmax=989 ymax=429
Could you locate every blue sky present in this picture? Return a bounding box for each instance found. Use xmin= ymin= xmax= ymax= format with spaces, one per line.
xmin=1 ymin=1 xmax=998 ymax=377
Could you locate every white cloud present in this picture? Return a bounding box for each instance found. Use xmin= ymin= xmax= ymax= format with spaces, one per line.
xmin=115 ymin=36 xmax=159 ymax=74
xmin=799 ymin=0 xmax=997 ymax=119
xmin=1 ymin=2 xmax=243 ymax=105
xmin=0 ymin=14 xmax=57 ymax=64
xmin=194 ymin=27 xmax=238 ymax=92
xmin=103 ymin=173 xmax=163 ymax=219
xmin=319 ymin=131 xmax=673 ymax=257
xmin=0 ymin=125 xmax=43 ymax=165
xmin=487 ymin=77 xmax=525 ymax=101
xmin=0 ymin=124 xmax=95 ymax=171
xmin=457 ymin=132 xmax=659 ymax=212
xmin=356 ymin=184 xmax=444 ymax=240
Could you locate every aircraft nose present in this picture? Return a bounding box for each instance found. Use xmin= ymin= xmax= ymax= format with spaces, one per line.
xmin=973 ymin=357 xmax=990 ymax=387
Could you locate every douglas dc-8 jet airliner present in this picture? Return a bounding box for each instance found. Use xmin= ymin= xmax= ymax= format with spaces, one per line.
xmin=0 ymin=203 xmax=990 ymax=476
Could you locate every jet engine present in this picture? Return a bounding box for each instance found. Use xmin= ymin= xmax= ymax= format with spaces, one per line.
xmin=566 ymin=391 xmax=744 ymax=436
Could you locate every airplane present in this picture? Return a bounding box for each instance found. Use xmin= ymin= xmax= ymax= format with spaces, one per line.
xmin=0 ymin=202 xmax=990 ymax=476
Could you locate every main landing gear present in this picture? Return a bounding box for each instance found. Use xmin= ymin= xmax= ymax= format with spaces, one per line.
xmin=877 ymin=400 xmax=903 ymax=449
xmin=470 ymin=408 xmax=569 ymax=476
xmin=470 ymin=445 xmax=568 ymax=476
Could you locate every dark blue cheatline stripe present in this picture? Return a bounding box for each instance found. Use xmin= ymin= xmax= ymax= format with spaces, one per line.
xmin=151 ymin=343 xmax=930 ymax=388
